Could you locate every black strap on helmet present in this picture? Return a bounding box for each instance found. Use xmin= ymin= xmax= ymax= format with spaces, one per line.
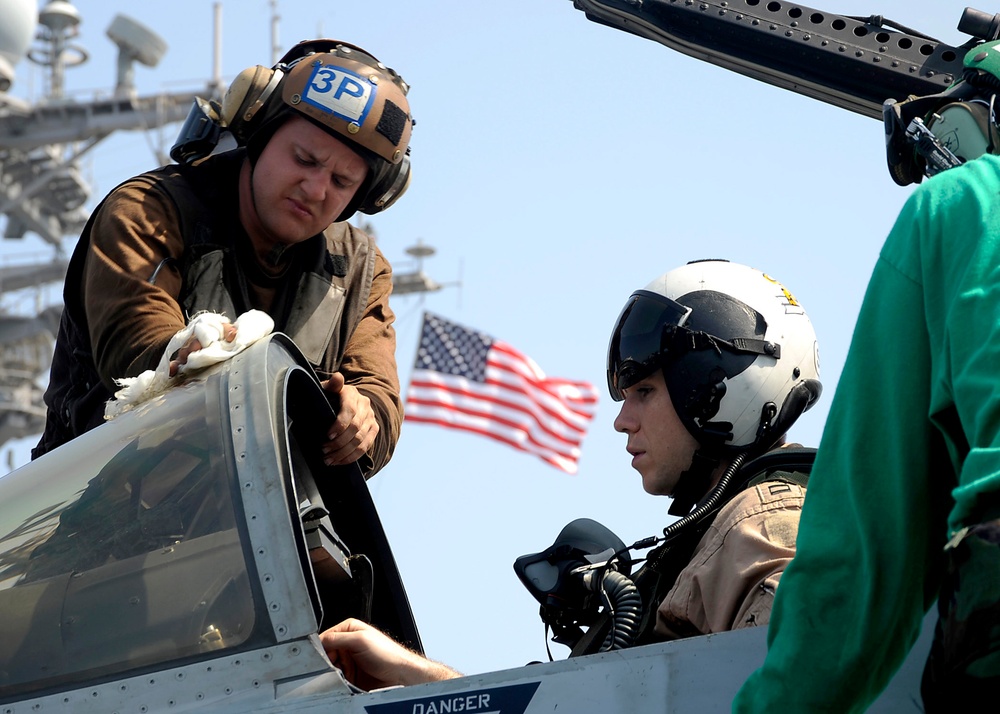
xmin=664 ymin=324 xmax=780 ymax=361
xmin=608 ymin=290 xmax=780 ymax=401
xmin=668 ymin=450 xmax=721 ymax=517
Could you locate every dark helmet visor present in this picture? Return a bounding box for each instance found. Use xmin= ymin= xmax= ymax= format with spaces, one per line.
xmin=607 ymin=290 xmax=692 ymax=401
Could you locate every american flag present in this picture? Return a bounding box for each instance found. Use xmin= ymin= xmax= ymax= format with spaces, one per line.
xmin=404 ymin=312 xmax=599 ymax=474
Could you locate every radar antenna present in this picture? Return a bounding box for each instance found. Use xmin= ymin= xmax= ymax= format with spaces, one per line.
xmin=392 ymin=239 xmax=460 ymax=297
xmin=0 ymin=0 xmax=221 ymax=457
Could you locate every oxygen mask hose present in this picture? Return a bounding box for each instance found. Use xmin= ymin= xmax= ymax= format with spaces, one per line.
xmin=662 ymin=452 xmax=747 ymax=542
xmin=580 ymin=568 xmax=642 ymax=651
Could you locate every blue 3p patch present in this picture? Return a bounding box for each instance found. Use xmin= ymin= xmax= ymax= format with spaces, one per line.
xmin=301 ymin=63 xmax=375 ymax=126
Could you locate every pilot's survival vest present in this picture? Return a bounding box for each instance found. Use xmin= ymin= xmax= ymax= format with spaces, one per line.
xmin=571 ymin=447 xmax=815 ymax=656
xmin=33 ymin=150 xmax=377 ymax=459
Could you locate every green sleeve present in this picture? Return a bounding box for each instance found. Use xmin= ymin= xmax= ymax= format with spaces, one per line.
xmin=731 ymin=153 xmax=1000 ymax=711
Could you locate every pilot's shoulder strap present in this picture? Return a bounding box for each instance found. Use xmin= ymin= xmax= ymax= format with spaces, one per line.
xmin=739 ymin=446 xmax=815 ymax=490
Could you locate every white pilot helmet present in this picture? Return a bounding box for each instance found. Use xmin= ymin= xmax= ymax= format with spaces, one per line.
xmin=607 ymin=259 xmax=822 ymax=455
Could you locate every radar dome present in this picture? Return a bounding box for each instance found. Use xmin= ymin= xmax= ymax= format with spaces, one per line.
xmin=0 ymin=0 xmax=36 ymax=91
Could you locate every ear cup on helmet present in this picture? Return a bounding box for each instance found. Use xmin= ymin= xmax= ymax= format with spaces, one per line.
xmin=925 ymin=100 xmax=995 ymax=162
xmin=356 ymin=153 xmax=411 ymax=215
xmin=221 ymin=65 xmax=285 ymax=145
xmin=769 ymin=379 xmax=822 ymax=442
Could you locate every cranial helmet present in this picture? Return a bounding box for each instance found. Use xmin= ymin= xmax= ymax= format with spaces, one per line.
xmin=172 ymin=39 xmax=414 ymax=222
xmin=885 ymin=38 xmax=1000 ymax=186
xmin=607 ymin=259 xmax=822 ymax=456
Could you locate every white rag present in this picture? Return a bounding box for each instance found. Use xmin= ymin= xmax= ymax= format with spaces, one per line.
xmin=104 ymin=310 xmax=274 ymax=420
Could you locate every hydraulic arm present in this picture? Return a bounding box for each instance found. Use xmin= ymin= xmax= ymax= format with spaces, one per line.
xmin=571 ymin=0 xmax=1000 ymax=119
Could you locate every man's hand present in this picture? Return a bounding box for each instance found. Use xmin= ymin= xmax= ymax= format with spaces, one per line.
xmin=320 ymin=618 xmax=460 ymax=690
xmin=321 ymin=372 xmax=379 ymax=466
xmin=168 ymin=321 xmax=238 ymax=377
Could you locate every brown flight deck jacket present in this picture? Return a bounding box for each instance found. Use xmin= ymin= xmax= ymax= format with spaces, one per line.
xmin=35 ymin=150 xmax=401 ymax=476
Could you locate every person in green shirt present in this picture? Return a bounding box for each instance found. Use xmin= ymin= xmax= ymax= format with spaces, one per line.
xmin=734 ymin=145 xmax=1000 ymax=713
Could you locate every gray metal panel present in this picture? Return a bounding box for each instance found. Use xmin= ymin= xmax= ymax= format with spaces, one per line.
xmin=7 ymin=638 xmax=349 ymax=714
xmin=281 ymin=617 xmax=933 ymax=714
xmin=149 ymin=615 xmax=932 ymax=713
xmin=218 ymin=336 xmax=325 ymax=644
xmin=7 ymin=613 xmax=934 ymax=713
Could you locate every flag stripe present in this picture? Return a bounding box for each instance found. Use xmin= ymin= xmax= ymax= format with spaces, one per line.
xmin=490 ymin=341 xmax=598 ymax=402
xmin=487 ymin=348 xmax=597 ymax=425
xmin=410 ymin=368 xmax=594 ymax=440
xmin=404 ymin=312 xmax=599 ymax=474
xmin=490 ymin=344 xmax=598 ymax=405
xmin=404 ymin=413 xmax=578 ymax=474
xmin=406 ymin=382 xmax=583 ymax=449
xmin=405 ymin=400 xmax=581 ymax=463
xmin=406 ymin=386 xmax=584 ymax=456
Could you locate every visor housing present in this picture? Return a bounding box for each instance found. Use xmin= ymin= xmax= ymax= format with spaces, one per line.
xmin=607 ymin=290 xmax=692 ymax=401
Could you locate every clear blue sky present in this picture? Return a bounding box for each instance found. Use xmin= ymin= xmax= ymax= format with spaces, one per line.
xmin=1 ymin=0 xmax=968 ymax=676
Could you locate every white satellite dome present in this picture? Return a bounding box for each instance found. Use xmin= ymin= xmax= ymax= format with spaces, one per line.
xmin=0 ymin=0 xmax=37 ymax=91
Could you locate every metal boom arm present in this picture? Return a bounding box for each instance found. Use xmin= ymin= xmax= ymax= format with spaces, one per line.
xmin=570 ymin=0 xmax=999 ymax=118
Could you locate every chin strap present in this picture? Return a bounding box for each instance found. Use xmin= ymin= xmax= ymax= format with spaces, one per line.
xmin=668 ymin=450 xmax=720 ymax=517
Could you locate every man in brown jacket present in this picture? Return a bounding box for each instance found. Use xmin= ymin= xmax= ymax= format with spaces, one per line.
xmin=33 ymin=39 xmax=414 ymax=477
